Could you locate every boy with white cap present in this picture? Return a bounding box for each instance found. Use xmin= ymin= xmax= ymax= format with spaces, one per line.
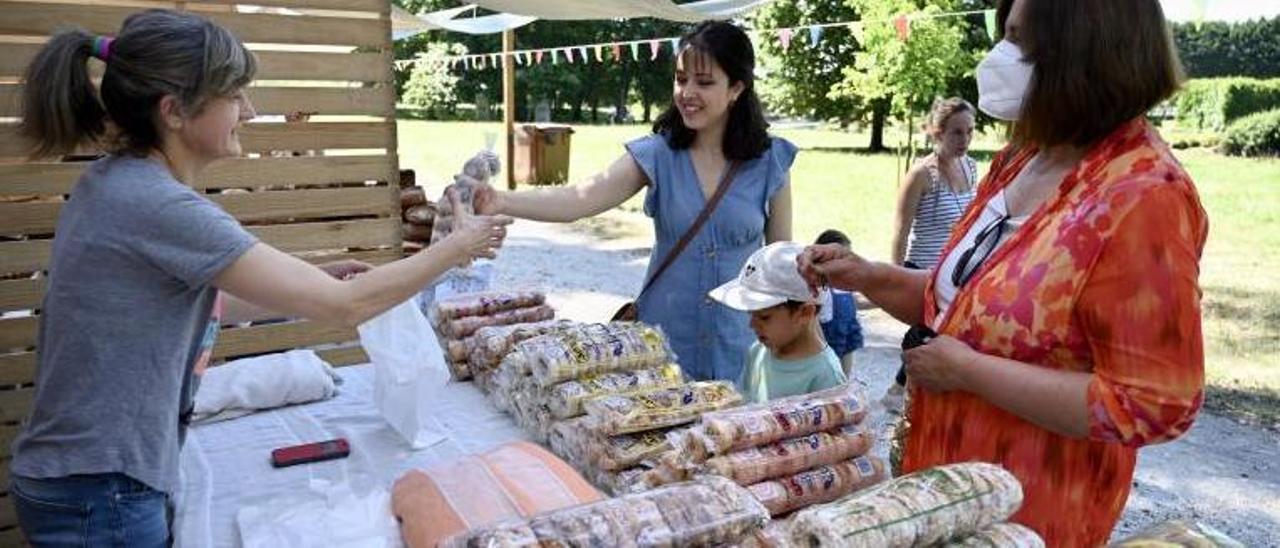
xmin=709 ymin=241 xmax=847 ymax=404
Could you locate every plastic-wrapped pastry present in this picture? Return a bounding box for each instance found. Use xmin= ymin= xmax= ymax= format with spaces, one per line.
xmin=547 ymin=363 xmax=684 ymax=420
xmin=943 ymin=523 xmax=1045 ymax=547
xmin=705 ymin=425 xmax=873 ymax=487
xmin=590 ymin=424 xmax=696 ymax=472
xmin=747 ymin=456 xmax=887 ymax=516
xmin=468 ymin=320 xmax=573 ymax=371
xmin=547 ymin=416 xmax=595 ymax=469
xmin=452 ymin=476 xmax=769 ymax=548
xmin=434 ymin=290 xmax=546 ymax=321
xmin=788 ymin=462 xmax=1024 ymax=547
xmin=529 ymin=323 xmax=673 ymax=386
xmin=440 ymin=305 xmax=555 ymax=339
xmin=585 ymin=381 xmax=743 ymax=436
xmin=686 ymin=383 xmax=869 ymax=459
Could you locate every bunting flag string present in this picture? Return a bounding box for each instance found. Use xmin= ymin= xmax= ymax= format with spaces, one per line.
xmin=394 ymin=8 xmax=1003 ymax=71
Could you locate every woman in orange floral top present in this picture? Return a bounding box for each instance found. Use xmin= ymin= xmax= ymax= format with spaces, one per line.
xmin=800 ymin=0 xmax=1206 ymax=545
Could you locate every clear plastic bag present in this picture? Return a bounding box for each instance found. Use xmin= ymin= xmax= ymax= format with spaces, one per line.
xmin=684 ymin=383 xmax=869 ymax=459
xmin=944 ymin=523 xmax=1044 ymax=547
xmin=547 ymin=363 xmax=685 ymax=420
xmin=439 ymin=304 xmax=555 ymax=339
xmin=434 ymin=290 xmax=546 ymax=321
xmin=585 ymin=381 xmax=744 ymax=436
xmin=451 ymin=476 xmax=769 ymax=548
xmin=528 ymin=322 xmax=674 ymax=387
xmin=789 ymin=462 xmax=1024 ymax=547
xmin=1109 ymin=519 xmax=1245 ymax=548
xmin=746 ymin=456 xmax=887 ymax=516
xmin=705 ymin=425 xmax=873 ymax=486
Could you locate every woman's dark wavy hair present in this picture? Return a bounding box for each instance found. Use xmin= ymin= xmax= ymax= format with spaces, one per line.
xmin=652 ymin=21 xmax=771 ymax=161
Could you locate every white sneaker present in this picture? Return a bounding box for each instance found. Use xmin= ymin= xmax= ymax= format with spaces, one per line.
xmin=881 ymin=383 xmax=906 ymax=415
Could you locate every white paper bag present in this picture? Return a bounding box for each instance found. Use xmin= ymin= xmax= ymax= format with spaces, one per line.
xmin=357 ymin=300 xmax=449 ymax=449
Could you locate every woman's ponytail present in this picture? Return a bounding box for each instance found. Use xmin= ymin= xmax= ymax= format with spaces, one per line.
xmin=19 ymin=27 xmax=109 ymax=159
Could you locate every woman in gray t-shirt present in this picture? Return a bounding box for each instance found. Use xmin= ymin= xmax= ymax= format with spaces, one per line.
xmin=8 ymin=10 xmax=510 ymax=546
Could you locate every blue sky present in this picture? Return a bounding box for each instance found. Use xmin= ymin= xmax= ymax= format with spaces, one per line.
xmin=1161 ymin=0 xmax=1280 ymax=22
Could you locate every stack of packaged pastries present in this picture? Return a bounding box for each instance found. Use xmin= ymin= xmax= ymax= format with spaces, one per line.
xmin=432 ymin=290 xmax=556 ymax=381
xmin=482 ymin=321 xmax=745 ymax=494
xmin=785 ymin=462 xmax=1042 ymax=547
xmin=645 ymin=383 xmax=887 ymax=517
xmin=443 ymin=475 xmax=770 ymax=547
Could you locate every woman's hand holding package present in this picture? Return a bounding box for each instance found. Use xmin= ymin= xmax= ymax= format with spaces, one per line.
xmin=903 ymin=335 xmax=982 ymax=393
xmin=441 ymin=186 xmax=511 ymax=265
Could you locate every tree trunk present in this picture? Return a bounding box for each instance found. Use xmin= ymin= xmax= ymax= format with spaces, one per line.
xmin=869 ymin=99 xmax=890 ymax=152
xmin=643 ymin=101 xmax=653 ymax=123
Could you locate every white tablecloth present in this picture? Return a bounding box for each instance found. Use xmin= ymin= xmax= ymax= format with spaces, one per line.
xmin=174 ymin=364 xmax=527 ymax=548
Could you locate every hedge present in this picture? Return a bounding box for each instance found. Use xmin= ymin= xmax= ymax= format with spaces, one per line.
xmin=1175 ymin=78 xmax=1280 ymax=131
xmin=1220 ymin=109 xmax=1280 ymax=157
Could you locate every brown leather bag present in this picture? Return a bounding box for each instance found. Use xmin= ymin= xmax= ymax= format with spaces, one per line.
xmin=612 ymin=162 xmax=742 ymax=322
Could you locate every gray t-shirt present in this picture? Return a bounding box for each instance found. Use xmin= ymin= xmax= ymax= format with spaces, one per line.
xmin=10 ymin=155 xmax=257 ymax=494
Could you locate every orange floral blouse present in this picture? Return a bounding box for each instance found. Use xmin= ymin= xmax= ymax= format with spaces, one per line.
xmin=902 ymin=118 xmax=1209 ymax=546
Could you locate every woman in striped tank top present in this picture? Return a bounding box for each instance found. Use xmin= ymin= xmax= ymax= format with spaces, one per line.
xmin=885 ymin=97 xmax=977 ymax=411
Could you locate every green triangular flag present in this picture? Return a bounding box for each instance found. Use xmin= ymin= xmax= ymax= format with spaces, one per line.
xmin=984 ymin=9 xmax=998 ymax=42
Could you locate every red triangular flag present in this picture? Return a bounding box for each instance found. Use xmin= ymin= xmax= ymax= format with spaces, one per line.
xmin=612 ymin=43 xmax=622 ymax=62
xmin=535 ymin=50 xmax=545 ymax=64
xmin=895 ymin=15 xmax=911 ymax=41
xmin=649 ymin=39 xmax=661 ymax=60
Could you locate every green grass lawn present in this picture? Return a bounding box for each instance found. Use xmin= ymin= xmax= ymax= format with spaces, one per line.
xmin=399 ymin=120 xmax=1280 ymax=426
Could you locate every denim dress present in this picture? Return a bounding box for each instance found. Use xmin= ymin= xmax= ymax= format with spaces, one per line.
xmin=626 ymin=133 xmax=798 ymax=381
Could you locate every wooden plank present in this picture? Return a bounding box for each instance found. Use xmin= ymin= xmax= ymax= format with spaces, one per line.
xmin=0 ymin=317 xmax=38 ymax=352
xmin=235 ymin=122 xmax=394 ymax=154
xmin=197 ymin=0 xmax=390 ymax=14
xmin=0 ymin=353 xmax=36 ymax=387
xmin=0 ymin=389 xmax=34 ymax=422
xmin=0 ymin=525 xmax=22 ymax=548
xmin=0 ymin=3 xmax=389 ymax=48
xmin=0 ymin=497 xmax=14 ymax=531
xmin=0 ymin=240 xmax=49 ymax=277
xmin=253 ymin=51 xmax=392 ymax=83
xmin=0 ymin=201 xmax=60 ymax=235
xmin=250 ymin=217 xmax=399 ymax=253
xmin=214 ymin=320 xmax=356 ymax=360
xmin=0 ymin=278 xmax=44 ymax=313
xmin=299 ymin=247 xmax=401 ymax=266
xmin=217 ymin=186 xmax=396 ymax=223
xmin=248 ymin=86 xmax=394 ymax=117
xmin=0 ymin=44 xmax=389 ymax=86
xmin=0 ymin=217 xmax=398 ymax=276
xmin=1 ymin=84 xmax=394 ymax=118
xmin=0 ymin=426 xmax=18 ymax=460
xmin=0 ymin=155 xmax=395 ymax=195
xmin=0 ymin=121 xmax=394 ymax=159
xmin=316 ymin=345 xmax=369 ymax=367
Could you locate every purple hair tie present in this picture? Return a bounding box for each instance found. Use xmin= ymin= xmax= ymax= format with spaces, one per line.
xmin=91 ymin=36 xmax=113 ymax=61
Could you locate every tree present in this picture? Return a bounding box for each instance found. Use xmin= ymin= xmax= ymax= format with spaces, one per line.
xmin=832 ymin=0 xmax=974 ymax=156
xmin=1173 ymin=17 xmax=1280 ymax=78
xmin=749 ymin=0 xmax=868 ymax=128
xmin=401 ymin=42 xmax=467 ymax=117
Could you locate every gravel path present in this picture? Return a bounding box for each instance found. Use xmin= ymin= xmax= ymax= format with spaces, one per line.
xmin=490 ymin=218 xmax=1279 ymax=545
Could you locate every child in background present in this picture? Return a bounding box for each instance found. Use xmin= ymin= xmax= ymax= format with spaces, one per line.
xmin=710 ymin=242 xmax=846 ymax=404
xmin=814 ymin=230 xmax=865 ymax=376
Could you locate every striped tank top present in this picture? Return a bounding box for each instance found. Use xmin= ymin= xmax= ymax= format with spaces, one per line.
xmin=906 ymin=155 xmax=978 ymax=269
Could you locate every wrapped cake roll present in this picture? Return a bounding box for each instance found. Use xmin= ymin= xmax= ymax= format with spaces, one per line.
xmin=440 ymin=305 xmax=555 ymax=340
xmin=548 ymin=363 xmax=684 ymax=420
xmin=789 ymin=462 xmax=1024 ymax=548
xmin=453 ymin=476 xmax=769 ymax=548
xmin=705 ymin=425 xmax=873 ymax=487
xmin=468 ymin=320 xmax=573 ymax=370
xmin=592 ymin=466 xmax=651 ymax=496
xmin=944 ymin=523 xmax=1044 ymax=547
xmin=591 ymin=424 xmax=696 ymax=472
xmin=747 ymin=456 xmax=887 ymax=516
xmin=585 ymin=381 xmax=743 ymax=436
xmin=434 ymin=290 xmax=546 ymax=321
xmin=687 ymin=383 xmax=869 ymax=459
xmin=529 ymin=323 xmax=673 ymax=386
xmin=547 ymin=416 xmax=595 ymax=469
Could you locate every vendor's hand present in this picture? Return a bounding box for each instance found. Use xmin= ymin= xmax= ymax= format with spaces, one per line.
xmin=443 ymin=186 xmax=512 ymax=265
xmin=317 ymin=259 xmax=373 ymax=280
xmin=903 ymin=335 xmax=982 ymax=393
xmin=471 ymin=179 xmax=505 ymax=216
xmin=797 ymin=243 xmax=873 ymax=294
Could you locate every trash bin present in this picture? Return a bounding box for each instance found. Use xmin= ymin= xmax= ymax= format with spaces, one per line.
xmin=514 ymin=124 xmax=574 ymax=186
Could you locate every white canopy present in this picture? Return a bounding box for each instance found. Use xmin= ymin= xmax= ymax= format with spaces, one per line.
xmin=393 ymin=0 xmax=777 ymax=38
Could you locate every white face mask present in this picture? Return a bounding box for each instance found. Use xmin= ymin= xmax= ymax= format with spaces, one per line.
xmin=976 ymin=40 xmax=1034 ymax=121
